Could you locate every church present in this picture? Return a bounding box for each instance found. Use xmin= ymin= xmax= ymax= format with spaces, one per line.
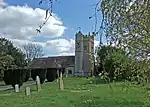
xmin=29 ymin=31 xmax=95 ymax=76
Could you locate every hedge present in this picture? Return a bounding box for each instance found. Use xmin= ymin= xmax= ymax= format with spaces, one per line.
xmin=46 ymin=68 xmax=58 ymax=82
xmin=3 ymin=68 xmax=27 ymax=88
xmin=31 ymin=68 xmax=46 ymax=84
xmin=3 ymin=70 xmax=11 ymax=85
xmin=24 ymin=69 xmax=30 ymax=82
xmin=0 ymin=69 xmax=4 ymax=81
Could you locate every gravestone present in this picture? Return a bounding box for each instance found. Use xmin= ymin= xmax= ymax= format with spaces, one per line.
xmin=65 ymin=70 xmax=68 ymax=78
xmin=36 ymin=76 xmax=41 ymax=91
xmin=56 ymin=69 xmax=59 ymax=82
xmin=59 ymin=71 xmax=64 ymax=90
xmin=25 ymin=87 xmax=31 ymax=96
xmin=15 ymin=84 xmax=19 ymax=93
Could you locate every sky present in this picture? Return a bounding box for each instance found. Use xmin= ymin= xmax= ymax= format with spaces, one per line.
xmin=0 ymin=0 xmax=104 ymax=56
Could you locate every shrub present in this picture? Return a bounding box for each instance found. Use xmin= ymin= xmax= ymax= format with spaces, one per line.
xmin=97 ymin=45 xmax=128 ymax=81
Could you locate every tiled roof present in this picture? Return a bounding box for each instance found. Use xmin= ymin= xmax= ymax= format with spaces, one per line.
xmin=29 ymin=56 xmax=75 ymax=69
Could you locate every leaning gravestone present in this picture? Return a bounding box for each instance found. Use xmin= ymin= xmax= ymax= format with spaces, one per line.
xmin=59 ymin=71 xmax=64 ymax=90
xmin=25 ymin=87 xmax=31 ymax=96
xmin=15 ymin=84 xmax=19 ymax=93
xmin=36 ymin=76 xmax=41 ymax=91
xmin=56 ymin=69 xmax=59 ymax=82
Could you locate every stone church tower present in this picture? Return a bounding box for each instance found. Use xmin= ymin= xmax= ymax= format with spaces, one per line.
xmin=74 ymin=31 xmax=95 ymax=76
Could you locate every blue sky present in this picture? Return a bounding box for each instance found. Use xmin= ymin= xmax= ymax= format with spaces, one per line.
xmin=0 ymin=0 xmax=104 ymax=56
xmin=7 ymin=0 xmax=102 ymax=39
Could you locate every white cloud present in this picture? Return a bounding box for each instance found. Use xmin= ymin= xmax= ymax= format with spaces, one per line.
xmin=0 ymin=5 xmax=66 ymax=40
xmin=10 ymin=38 xmax=74 ymax=56
xmin=0 ymin=0 xmax=6 ymax=8
xmin=45 ymin=39 xmax=75 ymax=55
xmin=0 ymin=1 xmax=100 ymax=56
xmin=10 ymin=38 xmax=99 ymax=56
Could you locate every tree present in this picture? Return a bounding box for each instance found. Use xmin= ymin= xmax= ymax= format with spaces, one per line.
xmin=94 ymin=0 xmax=150 ymax=84
xmin=98 ymin=0 xmax=150 ymax=60
xmin=0 ymin=38 xmax=27 ymax=79
xmin=23 ymin=43 xmax=44 ymax=63
xmin=0 ymin=38 xmax=26 ymax=67
xmin=96 ymin=44 xmax=150 ymax=84
xmin=96 ymin=45 xmax=129 ymax=80
xmin=0 ymin=55 xmax=14 ymax=79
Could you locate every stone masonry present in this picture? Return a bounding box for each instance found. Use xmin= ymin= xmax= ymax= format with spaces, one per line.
xmin=74 ymin=31 xmax=95 ymax=76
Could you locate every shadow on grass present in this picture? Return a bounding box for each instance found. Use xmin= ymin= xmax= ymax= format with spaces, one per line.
xmin=81 ymin=77 xmax=109 ymax=86
xmin=82 ymin=77 xmax=124 ymax=86
xmin=45 ymin=80 xmax=54 ymax=83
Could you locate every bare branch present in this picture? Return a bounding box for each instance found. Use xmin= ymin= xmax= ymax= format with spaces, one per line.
xmin=23 ymin=43 xmax=44 ymax=62
xmin=36 ymin=0 xmax=55 ymax=33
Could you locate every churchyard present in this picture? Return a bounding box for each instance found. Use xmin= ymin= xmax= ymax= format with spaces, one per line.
xmin=0 ymin=77 xmax=150 ymax=107
xmin=0 ymin=0 xmax=149 ymax=106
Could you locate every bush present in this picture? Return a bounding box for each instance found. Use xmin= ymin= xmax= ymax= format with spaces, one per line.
xmin=3 ymin=68 xmax=26 ymax=88
xmin=31 ymin=68 xmax=46 ymax=84
xmin=97 ymin=45 xmax=128 ymax=81
xmin=97 ymin=45 xmax=150 ymax=85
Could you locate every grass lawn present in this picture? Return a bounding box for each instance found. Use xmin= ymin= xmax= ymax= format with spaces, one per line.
xmin=0 ymin=77 xmax=150 ymax=107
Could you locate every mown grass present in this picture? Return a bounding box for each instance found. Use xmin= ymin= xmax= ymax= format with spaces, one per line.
xmin=0 ymin=77 xmax=150 ymax=107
